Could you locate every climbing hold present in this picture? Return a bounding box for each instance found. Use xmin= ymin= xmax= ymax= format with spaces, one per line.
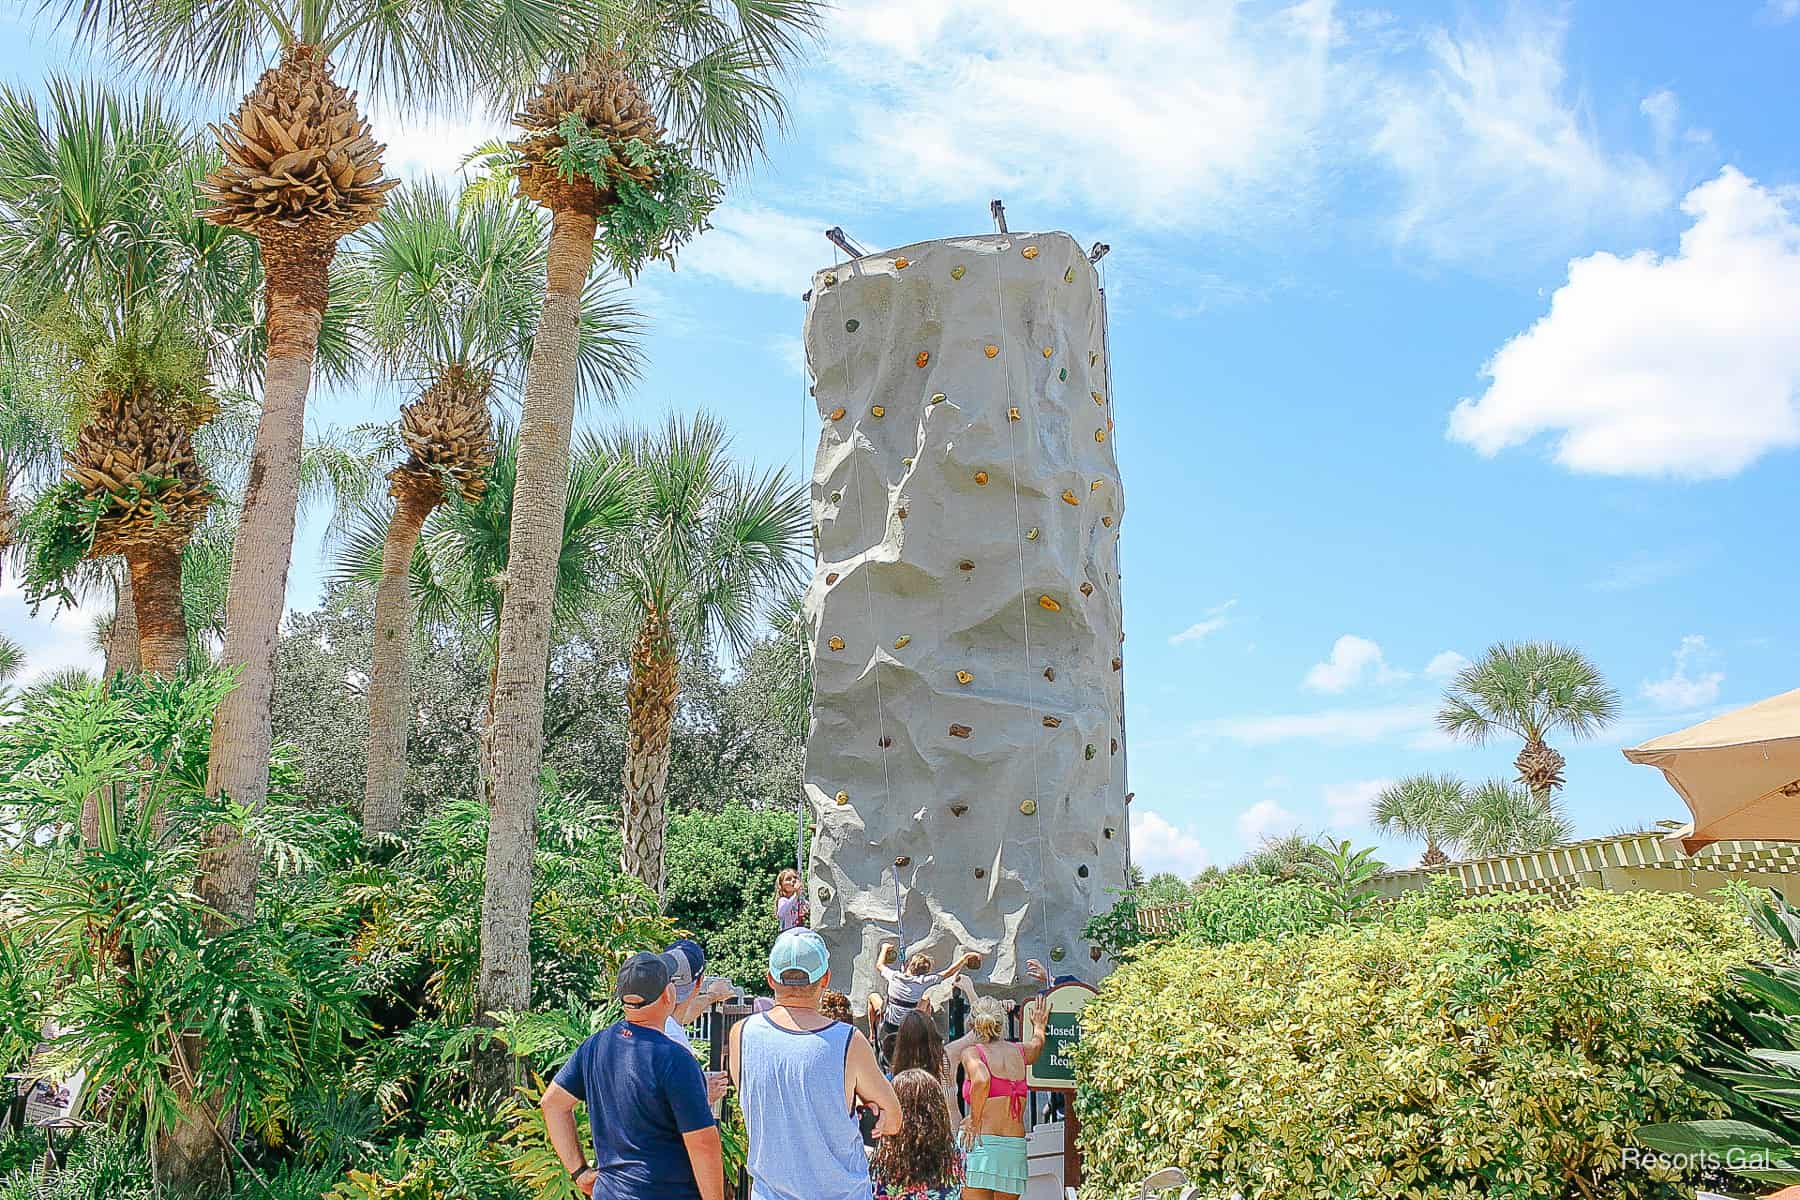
xmin=1064 ymin=266 xmax=1076 ymax=283
xmin=1007 ymin=406 xmax=1021 ymax=421
xmin=949 ymin=724 xmax=972 ymax=738
xmin=1095 ymin=429 xmax=1106 ymax=443
xmin=951 ymin=804 xmax=968 ymax=816
xmin=845 ymin=318 xmax=859 ymax=332
xmin=1077 ymin=864 xmax=1089 ymax=878
xmin=1092 ymin=391 xmax=1105 ymax=406
xmin=826 ymin=572 xmax=839 ymax=584
xmin=916 ymin=351 xmax=930 ymax=368
xmin=956 ymin=671 xmax=974 ymax=686
xmin=974 ymin=471 xmax=989 ymax=486
xmin=958 ymin=560 xmax=975 ymax=571
xmin=1125 ymin=791 xmax=1135 ymax=804
xmin=818 ymin=884 xmax=833 ymax=901
xmin=973 ymin=866 xmax=985 ymax=879
xmin=1084 ymin=744 xmax=1096 ymax=761
xmin=984 ymin=344 xmax=999 ymax=359
xmin=894 ymin=256 xmax=910 ymax=269
xmin=1022 ymin=245 xmax=1039 ymax=259
xmin=1038 ymin=595 xmax=1061 ymax=612
xmin=878 ymin=735 xmax=892 ymax=748
xmin=1103 ymin=826 xmax=1115 ymax=839
xmin=1112 ymin=656 xmax=1123 ymax=671
xmin=1061 ymin=489 xmax=1079 ymax=505
xmin=871 ymin=405 xmax=885 ymax=418
xmin=1090 ymin=351 xmax=1100 ymax=367
xmin=1058 ymin=367 xmax=1067 ymax=382
xmin=1050 ymin=944 xmax=1066 ymax=962
xmin=951 ymin=265 xmax=966 ymax=280
xmin=896 ymin=506 xmax=907 ymax=519
xmin=828 ymin=636 xmax=845 ymax=652
xmin=1020 ymin=799 xmax=1038 ymax=816
xmin=1042 ymin=347 xmax=1054 ymax=359
xmin=895 ymin=854 xmax=912 ymax=867
xmin=835 ymin=790 xmax=849 ymax=806
xmin=1090 ymin=480 xmax=1102 ymax=492
xmin=1102 ymin=515 xmax=1114 ymax=528
xmin=830 ymin=491 xmax=841 ymax=503
xmin=902 ymin=457 xmax=914 ymax=467
xmin=1025 ymin=527 xmax=1039 ymax=541
xmin=1080 ymin=582 xmax=1094 ymax=597
xmin=1043 ymin=715 xmax=1062 ymax=728
xmin=1043 ymin=666 xmax=1055 ymax=682
xmin=893 ymin=635 xmax=911 ymax=649
xmin=930 ymin=393 xmax=946 ymax=405
xmin=823 ymin=271 xmax=837 ymax=286
xmin=1107 ymin=416 xmax=1114 ymax=431
xmin=1111 ymin=738 xmax=1119 ymax=754
xmin=830 ymin=406 xmax=846 ymax=421
xmin=1090 ymin=945 xmax=1103 ymax=962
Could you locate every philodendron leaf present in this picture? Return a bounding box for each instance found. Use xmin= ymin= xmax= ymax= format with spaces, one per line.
xmin=1632 ymin=1118 xmax=1798 ymax=1158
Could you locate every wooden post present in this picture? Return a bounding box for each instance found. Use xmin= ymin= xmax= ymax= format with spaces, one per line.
xmin=1064 ymin=1100 xmax=1082 ymax=1189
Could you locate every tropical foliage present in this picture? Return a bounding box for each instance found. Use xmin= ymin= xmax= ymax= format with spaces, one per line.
xmin=1077 ymin=890 xmax=1770 ymax=1198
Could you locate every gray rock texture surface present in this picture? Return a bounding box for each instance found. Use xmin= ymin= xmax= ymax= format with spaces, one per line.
xmin=801 ymin=231 xmax=1129 ymax=1004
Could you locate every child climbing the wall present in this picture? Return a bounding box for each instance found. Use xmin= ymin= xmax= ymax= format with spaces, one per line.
xmin=867 ymin=940 xmax=981 ymax=1043
xmin=774 ymin=867 xmax=808 ymax=930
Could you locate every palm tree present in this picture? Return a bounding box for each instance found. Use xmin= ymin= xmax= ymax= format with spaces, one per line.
xmin=1452 ymin=779 xmax=1573 ymax=858
xmin=477 ymin=0 xmax=821 ymax=1062
xmin=1372 ymin=774 xmax=1468 ymax=867
xmin=596 ymin=413 xmax=808 ymax=896
xmin=1437 ymin=641 xmax=1620 ymax=805
xmin=0 ymin=633 xmax=22 ymax=687
xmin=49 ymin=0 xmax=599 ymax=944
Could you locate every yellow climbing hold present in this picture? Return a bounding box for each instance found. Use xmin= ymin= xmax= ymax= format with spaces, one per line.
xmin=1025 ymin=527 xmax=1039 ymax=541
xmin=1007 ymin=407 xmax=1021 ymax=421
xmin=1102 ymin=515 xmax=1114 ymax=528
xmin=823 ymin=271 xmax=837 ymax=286
xmin=1092 ymin=391 xmax=1105 ymax=406
xmin=1022 ymin=246 xmax=1039 ymax=259
xmin=1080 ymin=582 xmax=1094 ymax=597
xmin=956 ymin=670 xmax=974 ymax=686
xmin=894 ymin=256 xmax=910 ymax=269
xmin=830 ymin=406 xmax=846 ymax=421
xmin=1038 ymin=595 xmax=1061 ymax=612
xmin=871 ymin=405 xmax=885 ymax=418
xmin=1020 ymin=798 xmax=1038 ymax=815
xmin=930 ymin=393 xmax=946 ymax=405
xmin=916 ymin=351 xmax=930 ymax=368
xmin=835 ymin=790 xmax=849 ymax=806
xmin=1061 ymin=489 xmax=1079 ymax=505
xmin=1095 ymin=429 xmax=1106 ymax=443
xmin=901 ymin=457 xmax=914 ymax=467
xmin=984 ymin=344 xmax=999 ymax=359
xmin=894 ymin=635 xmax=911 ymax=650
xmin=1064 ymin=266 xmax=1076 ymax=283
xmin=828 ymin=636 xmax=845 ymax=652
xmin=1042 ymin=347 xmax=1054 ymax=359
xmin=974 ymin=471 xmax=989 ymax=486
xmin=950 ymin=265 xmax=966 ymax=280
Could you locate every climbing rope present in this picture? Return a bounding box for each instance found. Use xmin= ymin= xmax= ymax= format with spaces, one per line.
xmin=1097 ymin=256 xmax=1130 ymax=892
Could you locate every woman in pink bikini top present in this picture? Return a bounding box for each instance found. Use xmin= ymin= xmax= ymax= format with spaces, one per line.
xmin=956 ymin=995 xmax=1049 ymax=1200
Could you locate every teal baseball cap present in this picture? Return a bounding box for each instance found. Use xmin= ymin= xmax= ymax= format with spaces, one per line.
xmin=768 ymin=928 xmax=830 ymax=986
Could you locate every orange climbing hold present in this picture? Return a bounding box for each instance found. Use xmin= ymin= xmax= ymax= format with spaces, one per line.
xmin=1038 ymin=595 xmax=1061 ymax=612
xmin=916 ymin=351 xmax=930 ymax=368
xmin=1022 ymin=246 xmax=1039 ymax=259
xmin=975 ymin=471 xmax=989 ymax=486
xmin=984 ymin=344 xmax=999 ymax=359
xmin=895 ymin=256 xmax=910 ymax=269
xmin=1042 ymin=715 xmax=1062 ymax=728
xmin=828 ymin=636 xmax=845 ymax=652
xmin=949 ymin=724 xmax=972 ymax=738
xmin=1061 ymin=490 xmax=1079 ymax=505
xmin=830 ymin=407 xmax=846 ymax=421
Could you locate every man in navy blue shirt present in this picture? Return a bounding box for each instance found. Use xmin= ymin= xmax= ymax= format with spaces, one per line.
xmin=541 ymin=951 xmax=724 ymax=1200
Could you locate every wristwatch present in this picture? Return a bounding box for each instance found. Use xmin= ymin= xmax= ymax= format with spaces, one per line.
xmin=572 ymin=1164 xmax=595 ymax=1184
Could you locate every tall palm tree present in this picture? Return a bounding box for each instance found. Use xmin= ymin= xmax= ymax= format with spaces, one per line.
xmin=347 ymin=182 xmax=642 ymax=835
xmin=1437 ymin=641 xmax=1620 ymax=805
xmin=596 ymin=414 xmax=807 ymax=896
xmin=1372 ymin=774 xmax=1468 ymax=867
xmin=50 ymin=0 xmax=597 ymax=942
xmin=1452 ymin=778 xmax=1573 ymax=858
xmin=0 ymin=633 xmax=22 ymax=688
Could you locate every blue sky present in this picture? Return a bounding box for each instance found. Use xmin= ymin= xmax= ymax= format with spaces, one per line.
xmin=3 ymin=0 xmax=1798 ymax=876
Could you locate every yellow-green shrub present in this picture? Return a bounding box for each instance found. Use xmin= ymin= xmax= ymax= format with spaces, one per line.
xmin=1075 ymin=890 xmax=1767 ymax=1199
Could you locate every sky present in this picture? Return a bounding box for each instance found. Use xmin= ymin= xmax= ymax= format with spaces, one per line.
xmin=3 ymin=0 xmax=1798 ymax=878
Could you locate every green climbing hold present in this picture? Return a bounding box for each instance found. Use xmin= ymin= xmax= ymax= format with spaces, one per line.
xmin=1084 ymin=744 xmax=1097 ymax=761
xmin=845 ymin=318 xmax=859 ymax=332
xmin=1058 ymin=367 xmax=1067 ymax=382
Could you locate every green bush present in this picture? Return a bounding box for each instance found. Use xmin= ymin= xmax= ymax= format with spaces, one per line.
xmin=1184 ymin=873 xmax=1334 ymax=946
xmin=1075 ymin=889 xmax=1768 ymax=1199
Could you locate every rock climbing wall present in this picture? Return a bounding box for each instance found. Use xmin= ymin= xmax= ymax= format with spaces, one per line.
xmin=802 ymin=231 xmax=1129 ymax=1003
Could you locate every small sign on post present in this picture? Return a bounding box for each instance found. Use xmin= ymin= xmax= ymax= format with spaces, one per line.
xmin=1026 ymin=980 xmax=1097 ymax=1189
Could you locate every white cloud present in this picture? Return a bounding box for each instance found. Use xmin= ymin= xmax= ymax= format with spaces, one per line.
xmin=1448 ymin=168 xmax=1800 ymax=479
xmin=368 ymin=106 xmax=510 ymax=182
xmin=1642 ymin=634 xmax=1725 ymax=710
xmin=1304 ymin=635 xmax=1408 ymax=692
xmin=1762 ymin=0 xmax=1800 ymax=23
xmin=1196 ymin=703 xmax=1437 ymax=746
xmin=1370 ymin=10 xmax=1673 ymax=263
xmin=1323 ymin=778 xmax=1392 ymax=829
xmin=1424 ymin=650 xmax=1469 ymax=679
xmin=1170 ymin=599 xmax=1238 ymax=646
xmin=821 ymin=0 xmax=1336 ymax=232
xmin=1238 ymin=798 xmax=1297 ymax=841
xmin=1130 ymin=809 xmax=1213 ymax=878
xmin=677 ymin=203 xmax=833 ymax=297
xmin=0 ymin=580 xmax=104 ymax=686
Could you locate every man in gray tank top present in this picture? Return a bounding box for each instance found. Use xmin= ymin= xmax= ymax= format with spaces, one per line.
xmin=729 ymin=928 xmax=900 ymax=1200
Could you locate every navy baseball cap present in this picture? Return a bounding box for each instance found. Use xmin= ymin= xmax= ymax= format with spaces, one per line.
xmin=666 ymin=939 xmax=707 ymax=1001
xmin=615 ymin=951 xmax=679 ymax=1008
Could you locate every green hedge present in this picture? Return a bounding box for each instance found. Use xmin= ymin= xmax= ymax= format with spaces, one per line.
xmin=1075 ymin=890 xmax=1767 ymax=1199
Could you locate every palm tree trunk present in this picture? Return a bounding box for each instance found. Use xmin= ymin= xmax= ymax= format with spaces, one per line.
xmin=200 ymin=240 xmax=331 ymax=927
xmin=362 ymin=486 xmax=437 ymax=837
xmin=621 ymin=613 xmax=679 ymax=898
xmin=473 ymin=206 xmax=595 ymax=1089
xmin=126 ymin=542 xmax=189 ymax=678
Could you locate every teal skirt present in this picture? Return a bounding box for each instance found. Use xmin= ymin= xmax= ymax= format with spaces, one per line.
xmin=962 ymin=1134 xmax=1027 ymax=1192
